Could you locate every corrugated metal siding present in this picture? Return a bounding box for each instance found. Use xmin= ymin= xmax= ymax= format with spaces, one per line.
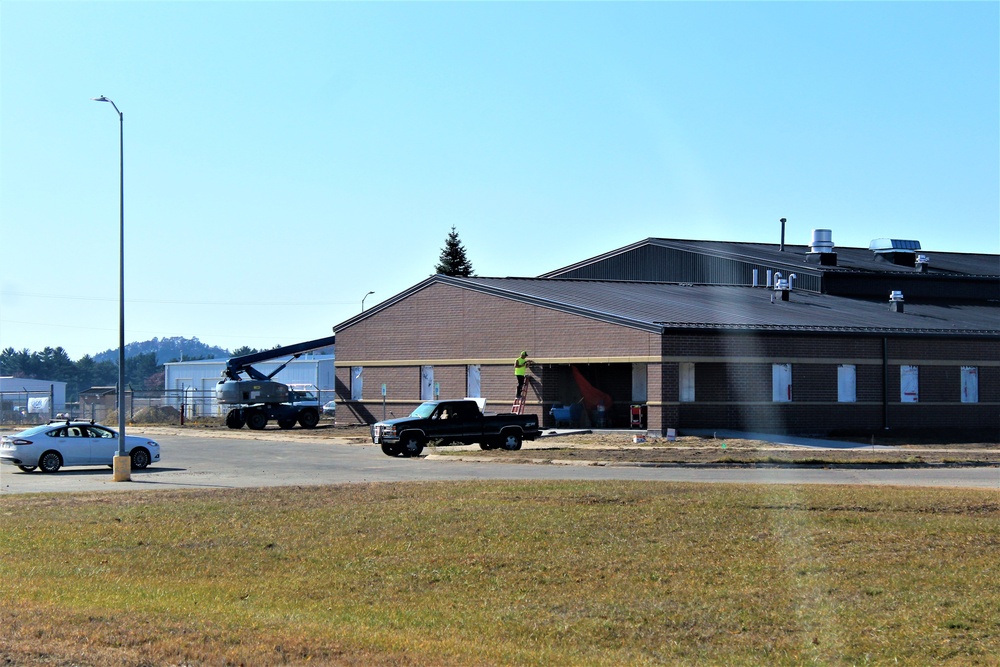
xmin=545 ymin=238 xmax=998 ymax=300
xmin=549 ymin=245 xmax=824 ymax=292
xmin=826 ymin=273 xmax=1000 ymax=301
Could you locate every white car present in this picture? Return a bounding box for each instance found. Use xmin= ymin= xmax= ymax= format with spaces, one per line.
xmin=0 ymin=421 xmax=160 ymax=473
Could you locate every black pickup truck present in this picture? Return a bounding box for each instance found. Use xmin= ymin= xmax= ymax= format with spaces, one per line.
xmin=371 ymin=399 xmax=540 ymax=457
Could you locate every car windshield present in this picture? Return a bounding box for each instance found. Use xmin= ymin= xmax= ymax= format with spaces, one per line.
xmin=409 ymin=402 xmax=438 ymax=418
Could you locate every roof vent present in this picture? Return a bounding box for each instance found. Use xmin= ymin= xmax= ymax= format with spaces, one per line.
xmin=806 ymin=229 xmax=837 ymax=266
xmin=870 ymin=238 xmax=921 ymax=267
xmin=774 ymin=273 xmax=791 ymax=301
xmin=889 ymin=290 xmax=904 ymax=313
xmin=915 ymin=254 xmax=930 ymax=273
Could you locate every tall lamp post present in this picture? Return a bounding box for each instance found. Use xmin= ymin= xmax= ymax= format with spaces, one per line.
xmin=362 ymin=291 xmax=375 ymax=312
xmin=92 ymin=95 xmax=129 ymax=481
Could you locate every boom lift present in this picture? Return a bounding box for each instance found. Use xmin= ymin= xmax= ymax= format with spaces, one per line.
xmin=216 ymin=335 xmax=335 ymax=430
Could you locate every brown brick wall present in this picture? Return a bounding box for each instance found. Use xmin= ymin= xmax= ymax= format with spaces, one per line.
xmin=338 ymin=282 xmax=658 ymax=362
xmin=334 ymin=283 xmax=999 ymax=436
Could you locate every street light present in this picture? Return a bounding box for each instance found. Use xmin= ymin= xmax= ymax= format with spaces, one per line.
xmin=92 ymin=95 xmax=129 ymax=481
xmin=362 ymin=291 xmax=375 ymax=312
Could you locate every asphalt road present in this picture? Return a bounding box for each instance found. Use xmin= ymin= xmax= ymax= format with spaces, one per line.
xmin=2 ymin=433 xmax=998 ymax=495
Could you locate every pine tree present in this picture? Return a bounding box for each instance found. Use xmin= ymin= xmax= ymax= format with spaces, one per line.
xmin=434 ymin=226 xmax=475 ymax=277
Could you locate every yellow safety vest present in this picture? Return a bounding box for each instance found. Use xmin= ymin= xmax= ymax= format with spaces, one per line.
xmin=514 ymin=357 xmax=527 ymax=376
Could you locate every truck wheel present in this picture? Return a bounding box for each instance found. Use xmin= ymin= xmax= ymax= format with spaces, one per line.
xmin=399 ymin=433 xmax=425 ymax=457
xmin=225 ymin=409 xmax=245 ymax=429
xmin=499 ymin=431 xmax=523 ymax=451
xmin=277 ymin=418 xmax=296 ymax=429
xmin=479 ymin=442 xmax=494 ymax=451
xmin=246 ymin=410 xmax=268 ymax=430
xmin=381 ymin=443 xmax=400 ymax=457
xmin=298 ymin=409 xmax=319 ymax=429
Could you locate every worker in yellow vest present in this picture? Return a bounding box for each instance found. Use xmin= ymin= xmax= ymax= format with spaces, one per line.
xmin=514 ymin=351 xmax=530 ymax=397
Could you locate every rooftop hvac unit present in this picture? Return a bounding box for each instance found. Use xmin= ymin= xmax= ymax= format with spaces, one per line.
xmin=870 ymin=238 xmax=922 ymax=267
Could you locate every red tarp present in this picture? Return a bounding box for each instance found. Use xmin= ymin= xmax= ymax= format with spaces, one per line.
xmin=570 ymin=366 xmax=614 ymax=413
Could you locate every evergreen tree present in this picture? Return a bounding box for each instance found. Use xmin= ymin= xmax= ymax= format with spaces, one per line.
xmin=434 ymin=226 xmax=475 ymax=277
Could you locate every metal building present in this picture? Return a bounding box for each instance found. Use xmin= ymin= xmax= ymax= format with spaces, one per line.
xmin=164 ymin=354 xmax=336 ymax=417
xmin=0 ymin=377 xmax=68 ymax=420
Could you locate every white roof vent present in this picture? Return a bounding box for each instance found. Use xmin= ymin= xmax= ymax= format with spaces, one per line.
xmin=889 ymin=290 xmax=905 ymax=313
xmin=809 ymin=229 xmax=834 ymax=253
xmin=806 ymin=229 xmax=838 ymax=265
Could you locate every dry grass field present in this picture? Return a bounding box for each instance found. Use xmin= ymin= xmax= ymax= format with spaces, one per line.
xmin=2 ymin=481 xmax=999 ymax=666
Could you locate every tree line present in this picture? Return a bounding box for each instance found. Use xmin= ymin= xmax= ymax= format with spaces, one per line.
xmin=2 ymin=347 xmax=166 ymax=400
xmin=1 ymin=345 xmax=281 ymax=402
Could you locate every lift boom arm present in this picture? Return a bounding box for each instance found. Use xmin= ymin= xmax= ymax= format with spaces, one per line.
xmin=222 ymin=335 xmax=336 ymax=382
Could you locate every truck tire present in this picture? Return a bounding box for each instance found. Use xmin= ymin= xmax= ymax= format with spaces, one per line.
xmin=225 ymin=409 xmax=245 ymax=429
xmin=246 ymin=410 xmax=268 ymax=430
xmin=381 ymin=442 xmax=401 ymax=457
xmin=277 ymin=418 xmax=297 ymax=429
xmin=499 ymin=431 xmax=523 ymax=451
xmin=298 ymin=408 xmax=319 ymax=429
xmin=479 ymin=442 xmax=495 ymax=451
xmin=398 ymin=432 xmax=425 ymax=457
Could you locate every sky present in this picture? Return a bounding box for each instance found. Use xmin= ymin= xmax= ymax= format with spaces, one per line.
xmin=1 ymin=1 xmax=997 ymax=361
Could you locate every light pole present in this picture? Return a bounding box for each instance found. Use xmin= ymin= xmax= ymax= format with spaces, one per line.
xmin=362 ymin=291 xmax=374 ymax=312
xmin=92 ymin=95 xmax=129 ymax=481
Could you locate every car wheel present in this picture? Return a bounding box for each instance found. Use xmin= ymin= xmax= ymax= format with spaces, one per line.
xmin=39 ymin=451 xmax=62 ymax=473
xmin=277 ymin=418 xmax=297 ymax=430
xmin=381 ymin=442 xmax=400 ymax=457
xmin=500 ymin=431 xmax=523 ymax=451
xmin=298 ymin=409 xmax=319 ymax=429
xmin=226 ymin=409 xmax=246 ymax=429
xmin=246 ymin=410 xmax=268 ymax=430
xmin=130 ymin=448 xmax=151 ymax=470
xmin=398 ymin=433 xmax=425 ymax=457
xmin=17 ymin=465 xmax=36 ymax=473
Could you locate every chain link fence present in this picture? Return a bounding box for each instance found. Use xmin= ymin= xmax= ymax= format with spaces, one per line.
xmin=1 ymin=388 xmax=338 ymax=426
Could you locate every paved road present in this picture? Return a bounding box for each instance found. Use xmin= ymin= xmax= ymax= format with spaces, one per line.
xmin=2 ymin=434 xmax=997 ymax=495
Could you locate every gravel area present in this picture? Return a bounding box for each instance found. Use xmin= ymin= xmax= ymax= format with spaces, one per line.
xmin=119 ymin=422 xmax=1000 ymax=466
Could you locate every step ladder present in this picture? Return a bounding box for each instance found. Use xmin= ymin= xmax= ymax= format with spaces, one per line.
xmin=510 ymin=394 xmax=526 ymax=415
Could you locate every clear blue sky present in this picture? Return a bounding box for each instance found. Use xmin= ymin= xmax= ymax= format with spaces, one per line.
xmin=2 ymin=1 xmax=997 ymax=360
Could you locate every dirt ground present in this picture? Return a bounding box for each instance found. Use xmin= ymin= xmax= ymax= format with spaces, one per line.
xmin=124 ymin=421 xmax=1000 ymax=466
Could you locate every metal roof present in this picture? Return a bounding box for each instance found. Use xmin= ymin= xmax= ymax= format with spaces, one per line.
xmin=333 ymin=236 xmax=998 ymax=337
xmin=442 ymin=276 xmax=1000 ymax=337
xmin=542 ymin=237 xmax=1000 ymax=280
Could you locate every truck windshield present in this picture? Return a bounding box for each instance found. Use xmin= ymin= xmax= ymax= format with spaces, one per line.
xmin=409 ymin=403 xmax=438 ymax=418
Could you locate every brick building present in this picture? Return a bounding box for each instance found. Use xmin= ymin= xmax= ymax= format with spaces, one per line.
xmin=332 ymin=234 xmax=999 ymax=438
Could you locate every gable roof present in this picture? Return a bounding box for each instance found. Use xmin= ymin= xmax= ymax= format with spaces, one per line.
xmin=338 ymin=274 xmax=999 ymax=338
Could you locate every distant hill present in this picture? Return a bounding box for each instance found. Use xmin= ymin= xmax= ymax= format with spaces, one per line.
xmin=93 ymin=337 xmax=231 ymax=365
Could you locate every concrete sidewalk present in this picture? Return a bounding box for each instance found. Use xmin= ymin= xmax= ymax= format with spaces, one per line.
xmin=681 ymin=429 xmax=893 ymax=450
